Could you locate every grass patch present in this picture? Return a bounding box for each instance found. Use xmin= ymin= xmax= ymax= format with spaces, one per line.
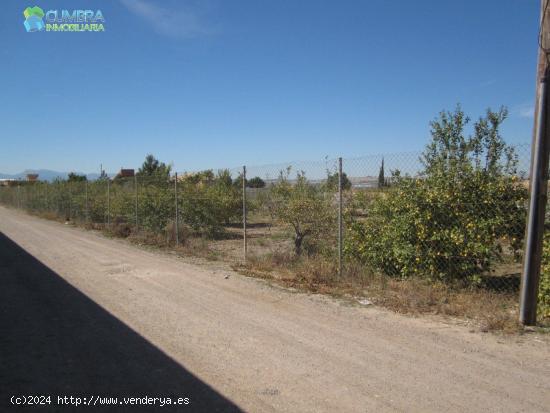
xmin=235 ymin=252 xmax=525 ymax=333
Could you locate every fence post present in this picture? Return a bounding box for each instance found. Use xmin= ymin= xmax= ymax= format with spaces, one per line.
xmin=85 ymin=180 xmax=89 ymax=222
xmin=68 ymin=183 xmax=72 ymax=221
xmin=174 ymin=172 xmax=179 ymax=245
xmin=107 ymin=178 xmax=110 ymax=228
xmin=243 ymin=165 xmax=247 ymax=263
xmin=134 ymin=174 xmax=138 ymax=230
xmin=17 ymin=184 xmax=21 ymax=209
xmin=56 ymin=184 xmax=60 ymax=216
xmin=338 ymin=157 xmax=343 ymax=276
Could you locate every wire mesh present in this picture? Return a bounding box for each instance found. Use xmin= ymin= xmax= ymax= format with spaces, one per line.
xmin=342 ymin=143 xmax=531 ymax=292
xmin=243 ymin=158 xmax=340 ymax=263
xmin=0 ymin=142 xmax=543 ymax=303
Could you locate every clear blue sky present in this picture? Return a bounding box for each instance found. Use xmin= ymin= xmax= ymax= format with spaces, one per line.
xmin=0 ymin=0 xmax=541 ymax=174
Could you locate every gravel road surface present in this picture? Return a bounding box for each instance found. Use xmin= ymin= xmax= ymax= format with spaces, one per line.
xmin=1 ymin=206 xmax=549 ymax=412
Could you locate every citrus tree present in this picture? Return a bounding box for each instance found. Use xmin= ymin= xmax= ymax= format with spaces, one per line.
xmin=345 ymin=106 xmax=528 ymax=283
xmin=267 ymin=168 xmax=336 ymax=256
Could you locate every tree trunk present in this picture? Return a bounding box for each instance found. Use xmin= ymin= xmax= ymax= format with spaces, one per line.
xmin=294 ymin=233 xmax=304 ymax=256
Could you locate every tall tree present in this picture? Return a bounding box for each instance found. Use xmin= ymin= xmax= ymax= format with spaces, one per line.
xmin=67 ymin=172 xmax=87 ymax=182
xmin=326 ymin=171 xmax=351 ymax=191
xmin=378 ymin=158 xmax=385 ymax=188
xmin=98 ymin=169 xmax=108 ymax=180
xmin=269 ymin=168 xmax=335 ymax=255
xmin=137 ymin=154 xmax=171 ymax=179
xmin=247 ymin=176 xmax=266 ymax=188
xmin=421 ymin=105 xmax=516 ymax=177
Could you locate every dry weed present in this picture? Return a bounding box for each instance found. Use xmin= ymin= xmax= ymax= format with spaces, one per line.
xmin=238 ymin=253 xmax=521 ymax=332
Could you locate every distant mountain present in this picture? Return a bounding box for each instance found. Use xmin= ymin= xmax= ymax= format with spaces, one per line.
xmin=0 ymin=169 xmax=106 ymax=182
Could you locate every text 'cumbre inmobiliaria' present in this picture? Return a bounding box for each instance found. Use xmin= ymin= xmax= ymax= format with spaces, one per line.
xmin=45 ymin=10 xmax=105 ymax=32
xmin=23 ymin=7 xmax=105 ymax=33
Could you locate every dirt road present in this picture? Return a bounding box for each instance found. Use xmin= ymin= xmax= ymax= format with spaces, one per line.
xmin=0 ymin=206 xmax=549 ymax=412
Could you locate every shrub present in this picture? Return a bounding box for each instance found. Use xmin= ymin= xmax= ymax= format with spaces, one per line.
xmin=345 ymin=106 xmax=528 ymax=283
xmin=87 ymin=180 xmax=108 ymax=223
xmin=539 ymin=233 xmax=550 ymax=319
xmin=326 ymin=171 xmax=351 ymax=191
xmin=247 ymin=176 xmax=266 ymax=188
xmin=346 ymin=173 xmax=526 ymax=282
xmin=138 ymin=179 xmax=174 ymax=233
xmin=179 ymin=169 xmax=242 ymax=237
xmin=109 ymin=178 xmax=136 ymax=224
xmin=266 ymin=168 xmax=336 ymax=255
xmin=233 ymin=175 xmax=266 ymax=189
xmin=68 ymin=172 xmax=87 ymax=182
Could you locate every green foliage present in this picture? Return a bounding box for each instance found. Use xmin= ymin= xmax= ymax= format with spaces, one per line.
xmin=178 ymin=169 xmax=242 ymax=237
xmin=232 ymin=173 xmax=245 ymax=189
xmin=345 ymin=106 xmax=527 ymax=283
xmin=267 ymin=168 xmax=336 ymax=255
xmin=233 ymin=175 xmax=266 ymax=189
xmin=326 ymin=171 xmax=351 ymax=191
xmin=421 ymin=106 xmax=517 ymax=176
xmin=137 ymin=154 xmax=171 ymax=179
xmin=138 ymin=180 xmax=173 ymax=233
xmin=182 ymin=170 xmax=215 ymax=185
xmin=247 ymin=176 xmax=266 ymax=188
xmin=62 ymin=166 xmax=243 ymax=238
xmin=68 ymin=172 xmax=87 ymax=182
xmin=98 ymin=169 xmax=108 ymax=180
xmin=109 ymin=178 xmax=136 ymax=225
xmin=539 ymin=233 xmax=550 ymax=319
xmin=15 ymin=171 xmax=237 ymax=240
xmin=87 ymin=180 xmax=108 ymax=222
xmin=378 ymin=158 xmax=386 ymax=188
xmin=215 ymin=169 xmax=233 ymax=187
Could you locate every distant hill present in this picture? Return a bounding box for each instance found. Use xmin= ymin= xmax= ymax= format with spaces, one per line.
xmin=0 ymin=170 xmax=104 ymax=182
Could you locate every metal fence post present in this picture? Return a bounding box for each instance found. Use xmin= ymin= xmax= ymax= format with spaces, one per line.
xmin=134 ymin=174 xmax=138 ymax=230
xmin=174 ymin=172 xmax=179 ymax=245
xmin=338 ymin=157 xmax=343 ymax=276
xmin=56 ymin=184 xmax=60 ymax=216
xmin=68 ymin=183 xmax=72 ymax=221
xmin=243 ymin=165 xmax=247 ymax=263
xmin=85 ymin=180 xmax=89 ymax=223
xmin=107 ymin=178 xmax=110 ymax=228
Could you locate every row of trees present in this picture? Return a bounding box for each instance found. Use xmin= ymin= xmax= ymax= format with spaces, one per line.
xmin=247 ymin=106 xmax=529 ymax=288
xmin=67 ymin=155 xmax=268 ymax=188
xmin=3 ymin=107 xmax=543 ymax=305
xmin=236 ymin=106 xmax=531 ymax=288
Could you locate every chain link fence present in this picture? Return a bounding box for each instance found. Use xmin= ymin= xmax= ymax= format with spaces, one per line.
xmin=1 ymin=141 xmax=548 ymax=324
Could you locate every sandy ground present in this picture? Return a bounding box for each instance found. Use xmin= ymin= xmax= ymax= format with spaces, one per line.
xmin=0 ymin=206 xmax=549 ymax=413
